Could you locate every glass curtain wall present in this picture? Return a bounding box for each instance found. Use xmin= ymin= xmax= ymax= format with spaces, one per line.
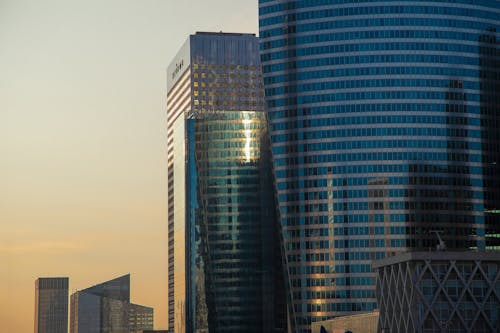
xmin=259 ymin=1 xmax=500 ymax=332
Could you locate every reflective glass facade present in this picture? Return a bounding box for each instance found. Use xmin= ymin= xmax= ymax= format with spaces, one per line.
xmin=69 ymin=274 xmax=153 ymax=333
xmin=259 ymin=1 xmax=500 ymax=332
xmin=166 ymin=32 xmax=285 ymax=333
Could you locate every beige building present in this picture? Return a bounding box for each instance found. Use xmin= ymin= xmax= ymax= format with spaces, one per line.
xmin=311 ymin=311 xmax=379 ymax=333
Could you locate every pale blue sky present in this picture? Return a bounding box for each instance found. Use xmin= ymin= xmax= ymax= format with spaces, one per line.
xmin=0 ymin=0 xmax=258 ymax=330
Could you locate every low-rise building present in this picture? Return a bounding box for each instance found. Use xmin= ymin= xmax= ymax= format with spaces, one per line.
xmin=374 ymin=251 xmax=500 ymax=333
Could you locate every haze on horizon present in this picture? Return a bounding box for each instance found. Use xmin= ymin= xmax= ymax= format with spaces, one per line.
xmin=0 ymin=0 xmax=258 ymax=331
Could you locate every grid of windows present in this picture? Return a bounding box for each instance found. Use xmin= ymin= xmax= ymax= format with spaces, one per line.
xmin=167 ymin=32 xmax=286 ymax=333
xmin=35 ymin=278 xmax=69 ymax=333
xmin=259 ymin=1 xmax=500 ymax=332
xmin=188 ymin=111 xmax=272 ymax=333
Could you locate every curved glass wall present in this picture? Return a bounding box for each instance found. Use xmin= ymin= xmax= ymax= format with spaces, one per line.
xmin=259 ymin=1 xmax=500 ymax=332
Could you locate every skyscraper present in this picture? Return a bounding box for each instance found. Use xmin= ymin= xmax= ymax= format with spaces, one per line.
xmin=259 ymin=1 xmax=500 ymax=332
xmin=479 ymin=27 xmax=500 ymax=249
xmin=69 ymin=274 xmax=153 ymax=333
xmin=166 ymin=32 xmax=285 ymax=333
xmin=35 ymin=277 xmax=69 ymax=333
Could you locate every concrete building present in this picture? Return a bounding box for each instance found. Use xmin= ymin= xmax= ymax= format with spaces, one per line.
xmin=311 ymin=311 xmax=379 ymax=333
xmin=374 ymin=251 xmax=500 ymax=332
xmin=69 ymin=274 xmax=153 ymax=333
xmin=35 ymin=277 xmax=69 ymax=333
xmin=166 ymin=32 xmax=285 ymax=333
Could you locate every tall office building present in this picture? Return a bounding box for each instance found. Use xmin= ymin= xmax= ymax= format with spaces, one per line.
xmin=479 ymin=28 xmax=500 ymax=249
xmin=259 ymin=1 xmax=500 ymax=332
xmin=35 ymin=277 xmax=69 ymax=333
xmin=69 ymin=274 xmax=153 ymax=333
xmin=166 ymin=32 xmax=285 ymax=333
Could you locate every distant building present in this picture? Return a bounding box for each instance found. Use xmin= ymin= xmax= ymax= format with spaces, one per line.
xmin=166 ymin=32 xmax=286 ymax=333
xmin=311 ymin=311 xmax=379 ymax=333
xmin=69 ymin=274 xmax=153 ymax=333
xmin=374 ymin=251 xmax=500 ymax=332
xmin=35 ymin=277 xmax=69 ymax=333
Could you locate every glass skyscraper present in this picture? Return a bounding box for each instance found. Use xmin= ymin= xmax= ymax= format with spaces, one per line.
xmin=166 ymin=32 xmax=285 ymax=333
xmin=259 ymin=1 xmax=500 ymax=332
xmin=35 ymin=277 xmax=69 ymax=333
xmin=69 ymin=274 xmax=153 ymax=333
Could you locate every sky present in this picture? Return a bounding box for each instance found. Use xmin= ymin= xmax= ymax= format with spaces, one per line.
xmin=0 ymin=0 xmax=258 ymax=331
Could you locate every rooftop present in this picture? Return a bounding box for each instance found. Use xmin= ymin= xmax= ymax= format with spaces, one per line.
xmin=195 ymin=31 xmax=255 ymax=37
xmin=373 ymin=250 xmax=500 ymax=269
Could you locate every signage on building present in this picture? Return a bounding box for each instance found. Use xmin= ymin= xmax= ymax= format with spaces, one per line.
xmin=167 ymin=38 xmax=191 ymax=91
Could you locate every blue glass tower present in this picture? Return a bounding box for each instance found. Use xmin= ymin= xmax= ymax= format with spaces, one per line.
xmin=259 ymin=1 xmax=500 ymax=332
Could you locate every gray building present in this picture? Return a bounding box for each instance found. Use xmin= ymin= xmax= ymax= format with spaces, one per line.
xmin=35 ymin=277 xmax=69 ymax=333
xmin=374 ymin=251 xmax=500 ymax=332
xmin=70 ymin=274 xmax=153 ymax=333
xmin=166 ymin=32 xmax=285 ymax=333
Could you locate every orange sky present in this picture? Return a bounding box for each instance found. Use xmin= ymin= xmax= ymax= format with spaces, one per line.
xmin=0 ymin=0 xmax=257 ymax=331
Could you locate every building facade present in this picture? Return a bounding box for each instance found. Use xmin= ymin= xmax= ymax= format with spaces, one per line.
xmin=69 ymin=274 xmax=153 ymax=333
xmin=259 ymin=1 xmax=500 ymax=332
xmin=374 ymin=251 xmax=500 ymax=332
xmin=311 ymin=310 xmax=378 ymax=333
xmin=35 ymin=277 xmax=69 ymax=333
xmin=166 ymin=32 xmax=285 ymax=333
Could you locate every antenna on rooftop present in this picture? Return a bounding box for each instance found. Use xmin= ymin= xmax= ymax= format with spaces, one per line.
xmin=430 ymin=230 xmax=447 ymax=251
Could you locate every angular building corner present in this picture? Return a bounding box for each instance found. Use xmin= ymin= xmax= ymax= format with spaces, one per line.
xmin=69 ymin=274 xmax=153 ymax=333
